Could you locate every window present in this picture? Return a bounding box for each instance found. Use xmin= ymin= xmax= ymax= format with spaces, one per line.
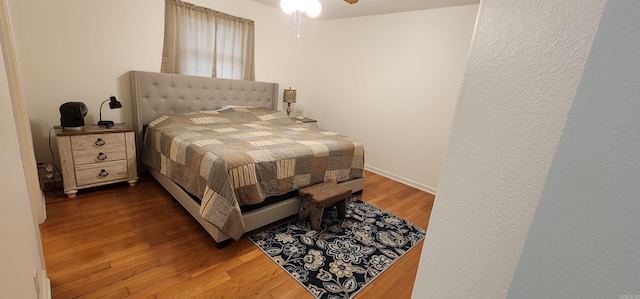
xmin=161 ymin=0 xmax=255 ymax=80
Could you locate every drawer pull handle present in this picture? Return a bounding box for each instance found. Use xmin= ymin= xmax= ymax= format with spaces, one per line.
xmin=98 ymin=169 xmax=109 ymax=178
xmin=95 ymin=138 xmax=106 ymax=147
xmin=97 ymin=152 xmax=107 ymax=161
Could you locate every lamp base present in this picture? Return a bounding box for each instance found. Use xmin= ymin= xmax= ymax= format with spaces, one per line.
xmin=98 ymin=120 xmax=114 ymax=127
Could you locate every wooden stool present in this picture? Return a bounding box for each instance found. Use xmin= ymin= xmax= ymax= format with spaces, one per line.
xmin=298 ymin=180 xmax=352 ymax=231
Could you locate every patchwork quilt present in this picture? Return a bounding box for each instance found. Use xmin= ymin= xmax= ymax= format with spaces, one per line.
xmin=142 ymin=107 xmax=365 ymax=240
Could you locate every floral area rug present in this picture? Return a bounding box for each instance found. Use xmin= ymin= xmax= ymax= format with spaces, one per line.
xmin=249 ymin=198 xmax=425 ymax=299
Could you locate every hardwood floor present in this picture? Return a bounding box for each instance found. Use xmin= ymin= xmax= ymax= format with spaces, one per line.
xmin=41 ymin=170 xmax=435 ymax=298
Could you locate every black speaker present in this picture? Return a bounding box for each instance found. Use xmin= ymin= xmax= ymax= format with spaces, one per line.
xmin=59 ymin=102 xmax=88 ymax=128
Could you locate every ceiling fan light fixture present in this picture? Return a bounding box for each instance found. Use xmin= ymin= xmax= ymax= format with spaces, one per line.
xmin=344 ymin=0 xmax=359 ymax=4
xmin=280 ymin=0 xmax=297 ymax=14
xmin=281 ymin=0 xmax=321 ymax=16
xmin=305 ymin=0 xmax=321 ymax=17
xmin=280 ymin=0 xmax=322 ymax=37
xmin=296 ymin=0 xmax=311 ymax=12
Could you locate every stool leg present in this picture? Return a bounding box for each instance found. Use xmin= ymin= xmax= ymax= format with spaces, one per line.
xmin=336 ymin=200 xmax=346 ymax=219
xmin=309 ymin=207 xmax=324 ymax=231
xmin=299 ymin=197 xmax=312 ymax=223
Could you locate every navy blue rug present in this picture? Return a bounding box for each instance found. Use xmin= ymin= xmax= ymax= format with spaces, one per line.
xmin=249 ymin=198 xmax=425 ymax=299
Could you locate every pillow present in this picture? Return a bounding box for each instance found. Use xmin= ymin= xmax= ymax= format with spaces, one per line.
xmin=217 ymin=106 xmax=296 ymax=125
xmin=151 ymin=108 xmax=297 ymax=127
xmin=219 ymin=105 xmax=255 ymax=110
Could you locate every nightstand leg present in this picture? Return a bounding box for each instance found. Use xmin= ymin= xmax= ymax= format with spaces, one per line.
xmin=128 ymin=179 xmax=138 ymax=187
xmin=65 ymin=190 xmax=78 ymax=198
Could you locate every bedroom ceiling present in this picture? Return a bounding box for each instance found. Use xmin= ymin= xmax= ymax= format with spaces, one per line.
xmin=252 ymin=0 xmax=480 ymax=20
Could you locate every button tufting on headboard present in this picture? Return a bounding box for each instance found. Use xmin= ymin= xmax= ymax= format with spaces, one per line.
xmin=130 ymin=71 xmax=279 ymax=171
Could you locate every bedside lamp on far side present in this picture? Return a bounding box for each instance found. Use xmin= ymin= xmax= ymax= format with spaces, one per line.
xmin=98 ymin=96 xmax=122 ymax=127
xmin=283 ymin=87 xmax=296 ymax=116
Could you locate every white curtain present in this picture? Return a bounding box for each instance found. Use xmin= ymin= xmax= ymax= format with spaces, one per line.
xmin=162 ymin=0 xmax=255 ymax=80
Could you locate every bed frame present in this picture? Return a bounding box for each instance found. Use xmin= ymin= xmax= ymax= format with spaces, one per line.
xmin=129 ymin=71 xmax=365 ymax=247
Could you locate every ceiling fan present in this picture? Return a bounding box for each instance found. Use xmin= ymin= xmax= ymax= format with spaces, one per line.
xmin=344 ymin=0 xmax=359 ymax=3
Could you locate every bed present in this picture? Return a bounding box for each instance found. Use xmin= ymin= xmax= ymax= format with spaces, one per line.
xmin=129 ymin=71 xmax=365 ymax=247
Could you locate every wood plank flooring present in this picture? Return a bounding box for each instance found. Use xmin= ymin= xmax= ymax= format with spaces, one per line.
xmin=41 ymin=170 xmax=435 ymax=298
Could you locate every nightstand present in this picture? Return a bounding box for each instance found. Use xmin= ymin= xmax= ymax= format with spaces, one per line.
xmin=54 ymin=123 xmax=138 ymax=198
xmin=294 ymin=117 xmax=317 ymax=126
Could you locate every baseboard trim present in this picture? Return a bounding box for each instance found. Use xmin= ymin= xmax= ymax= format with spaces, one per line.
xmin=40 ymin=192 xmax=46 ymax=223
xmin=42 ymin=276 xmax=51 ymax=299
xmin=364 ymin=165 xmax=437 ymax=195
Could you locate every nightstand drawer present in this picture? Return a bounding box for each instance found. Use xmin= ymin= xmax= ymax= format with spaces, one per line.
xmin=72 ymin=147 xmax=127 ymax=165
xmin=75 ymin=160 xmax=129 ymax=186
xmin=71 ymin=133 xmax=125 ymax=151
xmin=55 ymin=123 xmax=138 ymax=197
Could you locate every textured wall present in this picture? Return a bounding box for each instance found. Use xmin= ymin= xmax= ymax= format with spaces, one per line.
xmin=412 ymin=0 xmax=606 ymax=297
xmin=508 ymin=1 xmax=640 ymax=297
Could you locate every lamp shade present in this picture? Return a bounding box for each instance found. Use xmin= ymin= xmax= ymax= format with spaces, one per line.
xmin=108 ymin=96 xmax=122 ymax=109
xmin=283 ymin=88 xmax=297 ymax=103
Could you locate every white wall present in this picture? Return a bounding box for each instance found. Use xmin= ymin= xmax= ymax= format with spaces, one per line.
xmin=413 ymin=0 xmax=608 ymax=297
xmin=303 ymin=5 xmax=478 ymax=193
xmin=8 ymin=0 xmax=304 ymax=166
xmin=508 ymin=0 xmax=640 ymax=296
xmin=0 ymin=37 xmax=45 ymax=299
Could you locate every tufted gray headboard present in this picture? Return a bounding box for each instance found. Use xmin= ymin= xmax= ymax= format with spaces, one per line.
xmin=129 ymin=71 xmax=279 ymax=169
